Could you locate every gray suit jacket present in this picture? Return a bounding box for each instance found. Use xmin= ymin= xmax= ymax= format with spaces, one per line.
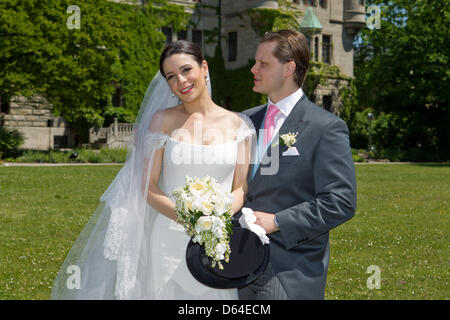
xmin=240 ymin=95 xmax=357 ymax=299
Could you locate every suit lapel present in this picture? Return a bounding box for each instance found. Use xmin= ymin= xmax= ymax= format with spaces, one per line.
xmin=250 ymin=105 xmax=267 ymax=140
xmin=249 ymin=95 xmax=309 ymax=188
xmin=248 ymin=105 xmax=267 ymax=178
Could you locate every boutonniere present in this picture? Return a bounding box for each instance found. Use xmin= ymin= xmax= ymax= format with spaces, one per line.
xmin=279 ymin=132 xmax=298 ymax=148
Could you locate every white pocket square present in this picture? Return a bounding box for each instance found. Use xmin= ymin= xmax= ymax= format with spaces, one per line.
xmin=282 ymin=146 xmax=299 ymax=156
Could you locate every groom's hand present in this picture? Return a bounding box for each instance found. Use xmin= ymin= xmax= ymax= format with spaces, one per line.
xmin=253 ymin=211 xmax=279 ymax=234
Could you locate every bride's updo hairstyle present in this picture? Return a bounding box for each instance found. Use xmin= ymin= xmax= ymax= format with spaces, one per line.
xmin=159 ymin=40 xmax=204 ymax=78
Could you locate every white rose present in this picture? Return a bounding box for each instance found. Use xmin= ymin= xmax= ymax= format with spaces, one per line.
xmin=214 ymin=199 xmax=227 ymax=216
xmin=199 ymin=199 xmax=214 ymax=215
xmin=196 ymin=216 xmax=213 ymax=232
xmin=213 ymin=191 xmax=232 ymax=216
xmin=190 ymin=192 xmax=203 ymax=212
xmin=183 ymin=200 xmax=193 ymax=213
xmin=189 ymin=181 xmax=205 ymax=195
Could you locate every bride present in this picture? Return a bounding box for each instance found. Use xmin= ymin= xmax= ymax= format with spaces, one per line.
xmin=50 ymin=40 xmax=256 ymax=299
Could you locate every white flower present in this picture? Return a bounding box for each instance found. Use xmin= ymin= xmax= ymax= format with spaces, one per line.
xmin=193 ymin=233 xmax=203 ymax=244
xmin=215 ymin=243 xmax=227 ymax=260
xmin=212 ymin=194 xmax=229 ymax=216
xmin=188 ymin=179 xmax=207 ymax=195
xmin=211 ymin=216 xmax=224 ymax=238
xmin=200 ymin=199 xmax=214 ymax=215
xmin=280 ymin=132 xmax=298 ymax=148
xmin=180 ymin=191 xmax=193 ymax=212
xmin=171 ymin=175 xmax=233 ymax=268
xmin=196 ymin=216 xmax=213 ymax=232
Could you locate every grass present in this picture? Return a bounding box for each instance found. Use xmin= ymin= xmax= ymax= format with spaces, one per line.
xmin=0 ymin=164 xmax=448 ymax=300
xmin=326 ymin=163 xmax=449 ymax=299
xmin=0 ymin=165 xmax=122 ymax=299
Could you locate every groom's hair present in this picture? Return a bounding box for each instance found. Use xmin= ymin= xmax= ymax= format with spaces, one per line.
xmin=159 ymin=40 xmax=204 ymax=77
xmin=260 ymin=29 xmax=310 ymax=88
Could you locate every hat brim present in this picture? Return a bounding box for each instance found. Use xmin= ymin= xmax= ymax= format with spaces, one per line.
xmin=186 ymin=227 xmax=270 ymax=289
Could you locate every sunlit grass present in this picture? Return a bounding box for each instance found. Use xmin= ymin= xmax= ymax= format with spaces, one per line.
xmin=326 ymin=164 xmax=450 ymax=299
xmin=0 ymin=165 xmax=122 ymax=299
xmin=0 ymin=164 xmax=448 ymax=299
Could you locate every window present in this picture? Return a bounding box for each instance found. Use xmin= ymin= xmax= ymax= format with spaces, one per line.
xmin=306 ymin=36 xmax=311 ymax=56
xmin=54 ymin=135 xmax=69 ymax=148
xmin=192 ymin=30 xmax=202 ymax=48
xmin=177 ymin=30 xmax=187 ymax=40
xmin=112 ymin=87 xmax=122 ymax=108
xmin=322 ymin=95 xmax=332 ymax=112
xmin=314 ymin=36 xmax=319 ymax=61
xmin=319 ymin=0 xmax=327 ymax=8
xmin=0 ymin=96 xmax=10 ymax=114
xmin=303 ymin=0 xmax=316 ymax=6
xmin=359 ymin=0 xmax=365 ymax=6
xmin=228 ymin=32 xmax=237 ymax=62
xmin=322 ymin=35 xmax=331 ymax=64
xmin=162 ymin=27 xmax=172 ymax=44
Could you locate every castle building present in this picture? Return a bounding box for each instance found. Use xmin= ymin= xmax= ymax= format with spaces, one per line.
xmin=161 ymin=0 xmax=366 ymax=112
xmin=1 ymin=0 xmax=366 ymax=151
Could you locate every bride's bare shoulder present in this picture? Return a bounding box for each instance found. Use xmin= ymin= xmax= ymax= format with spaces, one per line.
xmin=218 ymin=108 xmax=246 ymax=130
xmin=149 ymin=105 xmax=185 ymax=134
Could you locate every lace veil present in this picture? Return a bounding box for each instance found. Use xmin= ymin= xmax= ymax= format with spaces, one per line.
xmin=50 ymin=71 xmax=256 ymax=299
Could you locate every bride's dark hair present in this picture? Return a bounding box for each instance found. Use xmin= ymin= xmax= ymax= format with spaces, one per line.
xmin=159 ymin=40 xmax=204 ymax=77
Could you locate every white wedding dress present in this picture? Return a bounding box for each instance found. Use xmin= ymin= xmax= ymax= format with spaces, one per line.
xmin=141 ymin=135 xmax=239 ymax=299
xmin=51 ymin=113 xmax=254 ymax=300
xmin=50 ymin=68 xmax=255 ymax=300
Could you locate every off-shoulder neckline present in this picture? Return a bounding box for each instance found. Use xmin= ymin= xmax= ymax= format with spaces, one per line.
xmin=167 ymin=136 xmax=239 ymax=147
xmin=146 ymin=112 xmax=254 ymax=147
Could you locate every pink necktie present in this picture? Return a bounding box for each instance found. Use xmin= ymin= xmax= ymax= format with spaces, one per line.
xmin=264 ymin=104 xmax=279 ymax=147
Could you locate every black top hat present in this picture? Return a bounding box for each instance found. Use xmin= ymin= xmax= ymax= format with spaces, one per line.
xmin=186 ymin=226 xmax=270 ymax=289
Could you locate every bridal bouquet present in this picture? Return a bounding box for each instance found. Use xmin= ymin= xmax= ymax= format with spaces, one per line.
xmin=172 ymin=176 xmax=233 ymax=269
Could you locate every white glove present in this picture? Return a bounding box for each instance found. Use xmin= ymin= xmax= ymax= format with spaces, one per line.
xmin=239 ymin=207 xmax=270 ymax=245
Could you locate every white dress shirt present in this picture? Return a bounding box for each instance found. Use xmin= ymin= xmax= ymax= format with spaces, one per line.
xmin=265 ymin=87 xmax=304 ymax=138
xmin=251 ymin=87 xmax=304 ymax=180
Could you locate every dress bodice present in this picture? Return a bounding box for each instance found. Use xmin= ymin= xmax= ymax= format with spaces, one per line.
xmin=148 ymin=138 xmax=240 ymax=297
xmin=158 ymin=137 xmax=238 ymax=197
xmin=140 ymin=113 xmax=254 ymax=298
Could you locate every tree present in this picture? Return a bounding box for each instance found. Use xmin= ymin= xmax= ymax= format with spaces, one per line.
xmin=0 ymin=0 xmax=190 ymax=135
xmin=354 ymin=0 xmax=450 ymax=159
xmin=107 ymin=1 xmax=190 ymax=125
xmin=248 ymin=0 xmax=303 ymax=37
xmin=0 ymin=0 xmax=125 ymax=129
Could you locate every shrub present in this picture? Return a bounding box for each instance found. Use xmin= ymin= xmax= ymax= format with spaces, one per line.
xmin=4 ymin=147 xmax=127 ymax=163
xmin=0 ymin=126 xmax=24 ymax=158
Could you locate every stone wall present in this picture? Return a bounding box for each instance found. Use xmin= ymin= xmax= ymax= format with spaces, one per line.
xmin=2 ymin=95 xmax=74 ymax=150
xmin=192 ymin=0 xmax=363 ymax=113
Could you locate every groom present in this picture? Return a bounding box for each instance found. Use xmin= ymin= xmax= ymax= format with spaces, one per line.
xmin=238 ymin=30 xmax=357 ymax=299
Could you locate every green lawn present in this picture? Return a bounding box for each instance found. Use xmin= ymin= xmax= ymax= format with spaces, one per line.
xmin=0 ymin=164 xmax=448 ymax=300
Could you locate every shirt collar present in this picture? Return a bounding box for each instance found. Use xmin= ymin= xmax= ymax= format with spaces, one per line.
xmin=267 ymin=87 xmax=303 ymax=117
